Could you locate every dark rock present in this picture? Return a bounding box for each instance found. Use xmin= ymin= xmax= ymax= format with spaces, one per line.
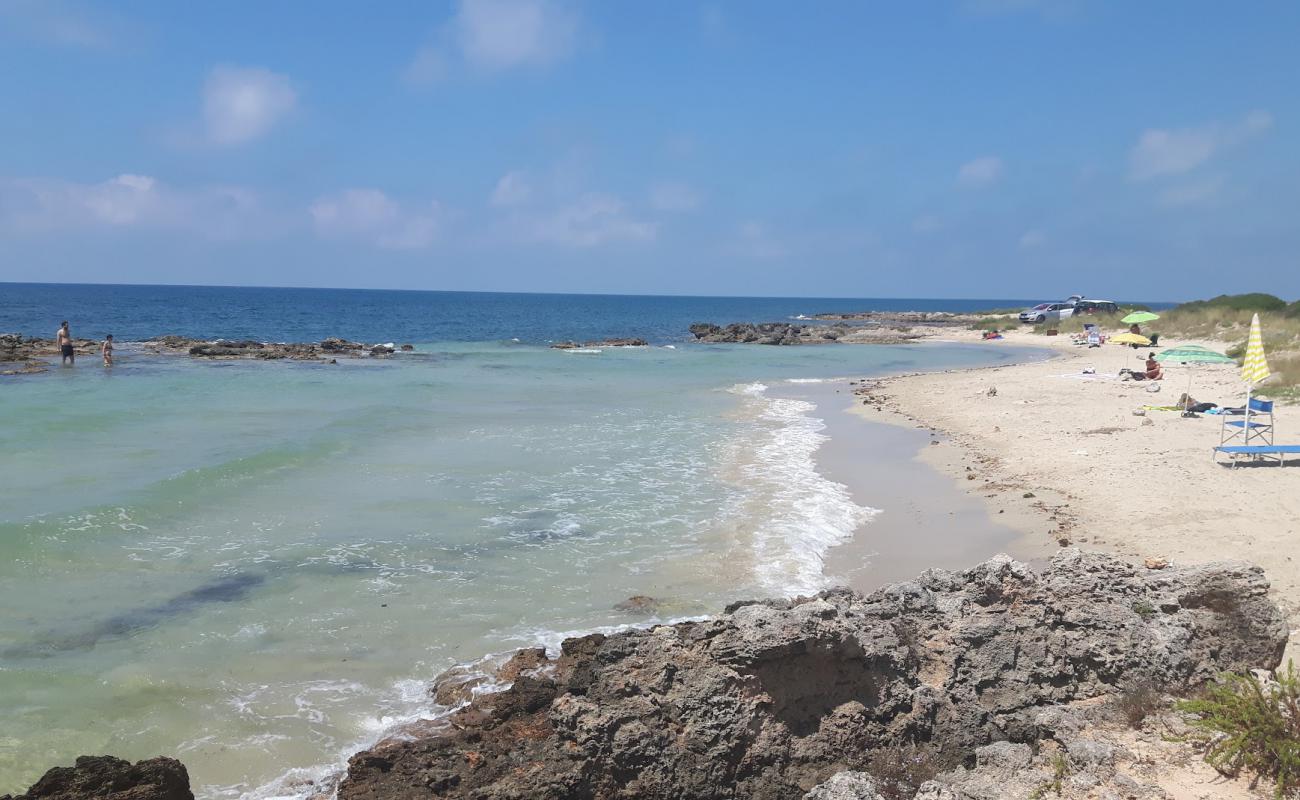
xmin=3 ymin=756 xmax=192 ymax=800
xmin=400 ymin=344 xmax=414 ymax=351
xmin=613 ymin=595 xmax=660 ymax=614
xmin=550 ymin=338 xmax=649 ymax=349
xmin=336 ymin=550 xmax=1286 ymax=800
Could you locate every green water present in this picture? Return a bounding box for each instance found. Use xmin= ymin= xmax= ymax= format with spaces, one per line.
xmin=0 ymin=341 xmax=1025 ymax=798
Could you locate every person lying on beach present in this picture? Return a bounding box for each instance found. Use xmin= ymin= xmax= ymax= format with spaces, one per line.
xmin=102 ymin=334 xmax=114 ymax=367
xmin=57 ymin=320 xmax=74 ymax=365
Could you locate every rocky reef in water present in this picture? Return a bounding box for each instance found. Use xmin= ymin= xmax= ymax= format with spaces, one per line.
xmin=144 ymin=335 xmax=411 ymax=360
xmin=4 ymin=550 xmax=1287 ymax=800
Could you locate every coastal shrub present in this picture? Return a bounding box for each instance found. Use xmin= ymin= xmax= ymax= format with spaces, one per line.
xmin=1287 ymin=300 xmax=1300 ymax=319
xmin=1028 ymin=752 xmax=1071 ymax=799
xmin=1115 ymin=679 xmax=1164 ymax=728
xmin=1176 ymin=293 xmax=1288 ymax=313
xmin=867 ymin=744 xmax=949 ymax=800
xmin=1175 ymin=662 xmax=1300 ymax=798
xmin=969 ymin=317 xmax=1020 ymax=331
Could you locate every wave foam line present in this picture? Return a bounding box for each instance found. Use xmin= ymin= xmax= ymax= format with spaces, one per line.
xmin=725 ymin=382 xmax=878 ymax=597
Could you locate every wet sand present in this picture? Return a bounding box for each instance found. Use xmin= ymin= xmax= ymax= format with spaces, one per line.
xmin=774 ymin=381 xmax=1054 ymax=595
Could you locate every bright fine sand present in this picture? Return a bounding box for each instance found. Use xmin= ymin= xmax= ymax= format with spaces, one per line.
xmin=851 ymin=328 xmax=1300 ymax=665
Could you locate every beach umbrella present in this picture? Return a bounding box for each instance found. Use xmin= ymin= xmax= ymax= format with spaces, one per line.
xmin=1239 ymin=313 xmax=1272 ymax=436
xmin=1108 ymin=332 xmax=1152 ymax=375
xmin=1121 ymin=311 xmax=1161 ymax=325
xmin=1154 ymin=345 xmax=1235 ymax=412
xmin=1109 ymin=332 xmax=1151 ymax=346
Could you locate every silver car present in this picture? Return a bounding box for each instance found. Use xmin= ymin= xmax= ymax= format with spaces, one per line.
xmin=1018 ymin=303 xmax=1076 ymax=324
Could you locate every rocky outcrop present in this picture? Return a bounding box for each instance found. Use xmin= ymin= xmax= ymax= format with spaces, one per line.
xmin=336 ymin=550 xmax=1287 ymax=800
xmin=143 ymin=336 xmax=410 ymax=361
xmin=688 ymin=322 xmax=927 ymax=345
xmin=0 ymin=756 xmax=192 ymax=800
xmin=1 ymin=334 xmax=99 ymax=373
xmin=550 ymin=338 xmax=649 ymax=349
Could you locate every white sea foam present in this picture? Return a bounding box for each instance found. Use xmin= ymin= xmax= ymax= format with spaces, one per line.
xmin=562 ymin=348 xmax=603 ymax=354
xmin=784 ymin=377 xmax=831 ymax=384
xmin=722 ymin=382 xmax=878 ymax=597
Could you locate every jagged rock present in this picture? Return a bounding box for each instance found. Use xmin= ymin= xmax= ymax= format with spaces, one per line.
xmin=550 ymin=338 xmax=649 ymax=349
xmin=335 ymin=550 xmax=1286 ymax=800
xmin=0 ymin=756 xmax=193 ymax=800
xmin=803 ymin=772 xmax=883 ymax=800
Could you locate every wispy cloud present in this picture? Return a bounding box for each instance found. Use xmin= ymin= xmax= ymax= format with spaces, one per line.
xmin=523 ymin=193 xmax=656 ymax=247
xmin=490 ymin=171 xmax=532 ymax=207
xmin=648 ymin=181 xmax=702 ymax=213
xmin=957 ymin=156 xmax=1004 ymax=187
xmin=201 ymin=66 xmax=298 ymax=146
xmin=1019 ymin=229 xmax=1047 ymax=248
xmin=1129 ymin=110 xmax=1272 ymax=181
xmin=1158 ymin=176 xmax=1226 ymax=207
xmin=406 ymin=0 xmax=579 ymax=84
xmin=0 ymin=173 xmax=265 ymax=238
xmin=309 ymin=189 xmax=442 ymax=250
xmin=0 ymin=0 xmax=120 ymax=48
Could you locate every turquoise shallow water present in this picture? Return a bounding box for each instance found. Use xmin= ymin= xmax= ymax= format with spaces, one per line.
xmin=0 ymin=340 xmax=1028 ymax=797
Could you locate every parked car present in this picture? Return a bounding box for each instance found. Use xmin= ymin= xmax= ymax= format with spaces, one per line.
xmin=1070 ymin=299 xmax=1120 ymax=315
xmin=1018 ymin=303 xmax=1076 ymax=324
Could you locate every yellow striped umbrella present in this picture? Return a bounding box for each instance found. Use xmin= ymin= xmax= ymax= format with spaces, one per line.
xmin=1242 ymin=313 xmax=1271 ymax=384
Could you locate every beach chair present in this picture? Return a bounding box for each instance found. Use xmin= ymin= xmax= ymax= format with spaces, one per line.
xmin=1217 ymin=397 xmax=1277 ymax=464
xmin=1214 ymin=444 xmax=1300 ymax=467
xmin=1086 ymin=329 xmax=1101 ymax=348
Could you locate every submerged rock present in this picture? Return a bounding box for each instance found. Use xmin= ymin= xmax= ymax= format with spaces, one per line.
xmin=0 ymin=756 xmax=192 ymax=800
xmin=336 ymin=550 xmax=1285 ymax=800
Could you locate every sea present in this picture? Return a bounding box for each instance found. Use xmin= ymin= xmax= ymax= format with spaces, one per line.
xmin=0 ymin=284 xmax=1047 ymax=798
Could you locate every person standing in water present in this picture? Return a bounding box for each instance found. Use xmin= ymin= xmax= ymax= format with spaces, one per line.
xmin=102 ymin=334 xmax=114 ymax=367
xmin=56 ymin=320 xmax=75 ymax=365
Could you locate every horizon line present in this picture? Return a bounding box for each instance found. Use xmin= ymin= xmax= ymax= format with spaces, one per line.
xmin=0 ymin=280 xmax=1182 ymax=306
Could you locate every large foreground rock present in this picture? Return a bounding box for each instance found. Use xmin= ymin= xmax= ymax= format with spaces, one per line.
xmin=337 ymin=550 xmax=1286 ymax=799
xmin=0 ymin=756 xmax=192 ymax=800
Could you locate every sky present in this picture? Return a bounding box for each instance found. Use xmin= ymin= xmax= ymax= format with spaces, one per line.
xmin=1 ymin=1 xmax=1298 ymax=301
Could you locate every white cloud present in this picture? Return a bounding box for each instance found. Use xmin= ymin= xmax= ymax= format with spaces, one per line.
xmin=310 ymin=189 xmax=442 ymax=250
xmin=1019 ymin=229 xmax=1047 ymax=249
xmin=648 ymin=181 xmax=701 ymax=213
xmin=1 ymin=173 xmax=263 ymax=237
xmin=1129 ymin=110 xmax=1272 ymax=181
xmin=407 ymin=0 xmax=578 ymax=82
xmin=912 ymin=215 xmax=941 ymax=234
xmin=957 ymin=156 xmax=1004 ymax=186
xmin=202 ymin=66 xmax=298 ymax=146
xmin=525 ymin=193 xmax=656 ymax=247
xmin=490 ymin=171 xmax=532 ymax=207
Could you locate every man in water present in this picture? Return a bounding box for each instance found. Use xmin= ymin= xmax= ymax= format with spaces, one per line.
xmin=56 ymin=320 xmax=74 ymax=365
xmin=102 ymin=334 xmax=114 ymax=367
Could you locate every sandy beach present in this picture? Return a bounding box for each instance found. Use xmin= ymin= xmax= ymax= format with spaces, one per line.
xmin=838 ymin=329 xmax=1300 ymax=666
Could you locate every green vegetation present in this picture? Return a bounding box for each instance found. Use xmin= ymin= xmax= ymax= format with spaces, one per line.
xmin=1176 ymin=293 xmax=1289 ymax=313
xmin=969 ymin=316 xmax=1021 ymax=331
xmin=1176 ymin=662 xmax=1300 ymax=798
xmin=1028 ymin=752 xmax=1070 ymax=799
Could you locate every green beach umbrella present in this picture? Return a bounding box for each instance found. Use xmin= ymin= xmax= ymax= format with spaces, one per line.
xmin=1154 ymin=345 xmax=1235 ymax=412
xmin=1121 ymin=311 xmax=1161 ymax=325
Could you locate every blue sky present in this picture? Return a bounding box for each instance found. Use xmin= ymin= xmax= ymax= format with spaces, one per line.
xmin=1 ymin=1 xmax=1297 ymax=300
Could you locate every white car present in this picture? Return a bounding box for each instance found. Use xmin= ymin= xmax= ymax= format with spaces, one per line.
xmin=1018 ymin=303 xmax=1076 ymax=324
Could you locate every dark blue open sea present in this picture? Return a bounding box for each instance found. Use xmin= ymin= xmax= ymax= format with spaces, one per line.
xmin=0 ymin=282 xmax=1056 ymax=343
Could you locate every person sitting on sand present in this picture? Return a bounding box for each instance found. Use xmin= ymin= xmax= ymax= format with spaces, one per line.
xmin=1129 ymin=322 xmax=1142 ymax=336
xmin=102 ymin=334 xmax=114 ymax=367
xmin=57 ymin=320 xmax=74 ymax=365
xmin=1144 ymin=352 xmax=1162 ymax=381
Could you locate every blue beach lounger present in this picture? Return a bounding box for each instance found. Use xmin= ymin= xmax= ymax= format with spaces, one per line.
xmin=1214 ymin=444 xmax=1300 ymax=467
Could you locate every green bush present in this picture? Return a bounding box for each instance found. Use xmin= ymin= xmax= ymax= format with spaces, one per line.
xmin=1286 ymin=301 xmax=1300 ymax=319
xmin=1176 ymin=662 xmax=1300 ymax=798
xmin=1177 ymin=293 xmax=1288 ymax=313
